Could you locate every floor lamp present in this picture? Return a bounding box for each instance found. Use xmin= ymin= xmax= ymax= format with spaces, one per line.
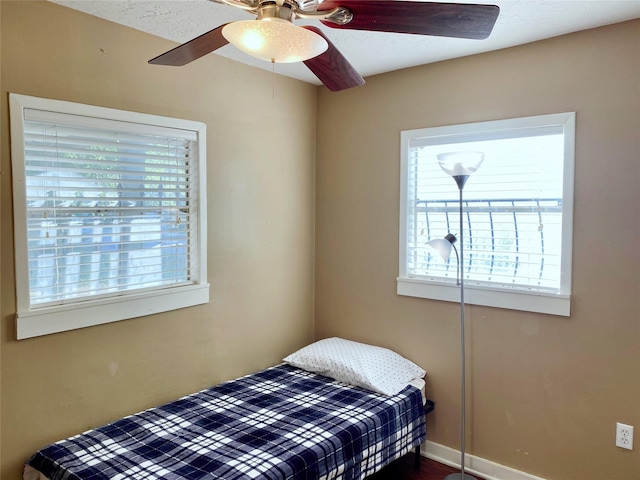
xmin=427 ymin=151 xmax=484 ymax=480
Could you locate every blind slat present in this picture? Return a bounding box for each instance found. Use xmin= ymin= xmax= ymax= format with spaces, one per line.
xmin=24 ymin=109 xmax=198 ymax=141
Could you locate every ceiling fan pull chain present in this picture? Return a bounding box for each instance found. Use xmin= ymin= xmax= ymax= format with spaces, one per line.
xmin=272 ymin=59 xmax=276 ymax=100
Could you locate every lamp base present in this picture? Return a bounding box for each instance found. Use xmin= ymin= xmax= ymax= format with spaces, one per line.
xmin=444 ymin=473 xmax=477 ymax=480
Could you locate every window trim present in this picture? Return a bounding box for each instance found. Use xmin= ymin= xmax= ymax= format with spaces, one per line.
xmin=398 ymin=112 xmax=575 ymax=317
xmin=10 ymin=93 xmax=210 ymax=339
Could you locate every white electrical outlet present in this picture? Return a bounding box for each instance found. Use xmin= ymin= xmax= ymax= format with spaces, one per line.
xmin=616 ymin=423 xmax=634 ymax=450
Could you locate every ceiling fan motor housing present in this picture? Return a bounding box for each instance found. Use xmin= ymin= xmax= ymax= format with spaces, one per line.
xmin=256 ymin=1 xmax=296 ymax=22
xmin=255 ymin=0 xmax=352 ymax=26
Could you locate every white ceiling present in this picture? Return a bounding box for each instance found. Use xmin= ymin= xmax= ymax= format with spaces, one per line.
xmin=51 ymin=0 xmax=640 ymax=86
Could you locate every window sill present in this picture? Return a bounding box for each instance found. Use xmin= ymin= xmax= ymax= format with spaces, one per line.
xmin=16 ymin=283 xmax=210 ymax=339
xmin=396 ymin=277 xmax=570 ymax=316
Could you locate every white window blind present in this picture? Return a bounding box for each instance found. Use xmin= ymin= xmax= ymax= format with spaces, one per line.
xmin=10 ymin=94 xmax=209 ymax=338
xmin=398 ymin=113 xmax=575 ymax=316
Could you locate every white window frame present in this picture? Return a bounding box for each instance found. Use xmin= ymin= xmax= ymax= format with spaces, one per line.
xmin=398 ymin=112 xmax=575 ymax=316
xmin=10 ymin=93 xmax=210 ymax=339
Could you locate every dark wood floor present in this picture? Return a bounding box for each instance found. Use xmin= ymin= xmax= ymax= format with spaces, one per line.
xmin=368 ymin=454 xmax=481 ymax=480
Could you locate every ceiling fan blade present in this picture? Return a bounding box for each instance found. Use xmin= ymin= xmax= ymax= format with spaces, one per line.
xmin=302 ymin=27 xmax=365 ymax=92
xmin=318 ymin=1 xmax=499 ymax=40
xmin=149 ymin=24 xmax=230 ymax=66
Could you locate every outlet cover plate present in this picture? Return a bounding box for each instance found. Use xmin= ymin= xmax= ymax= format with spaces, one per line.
xmin=616 ymin=423 xmax=634 ymax=450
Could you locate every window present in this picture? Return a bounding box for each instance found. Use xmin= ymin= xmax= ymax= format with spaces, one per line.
xmin=398 ymin=112 xmax=575 ymax=316
xmin=10 ymin=94 xmax=209 ymax=339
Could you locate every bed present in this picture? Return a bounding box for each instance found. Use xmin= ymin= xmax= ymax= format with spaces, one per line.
xmin=23 ymin=338 xmax=428 ymax=480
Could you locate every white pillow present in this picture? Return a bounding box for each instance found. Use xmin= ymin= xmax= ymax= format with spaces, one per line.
xmin=283 ymin=337 xmax=425 ymax=396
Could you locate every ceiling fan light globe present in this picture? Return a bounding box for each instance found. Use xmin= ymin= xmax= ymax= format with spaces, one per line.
xmin=222 ymin=19 xmax=328 ymax=63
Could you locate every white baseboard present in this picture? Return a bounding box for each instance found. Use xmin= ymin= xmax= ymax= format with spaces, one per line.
xmin=422 ymin=440 xmax=547 ymax=480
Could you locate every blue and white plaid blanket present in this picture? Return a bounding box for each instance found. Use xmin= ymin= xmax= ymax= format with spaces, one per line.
xmin=25 ymin=364 xmax=426 ymax=480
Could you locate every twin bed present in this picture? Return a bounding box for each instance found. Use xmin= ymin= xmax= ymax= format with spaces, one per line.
xmin=23 ymin=338 xmax=429 ymax=480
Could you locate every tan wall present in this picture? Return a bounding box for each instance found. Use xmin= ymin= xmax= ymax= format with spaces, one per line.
xmin=315 ymin=20 xmax=640 ymax=480
xmin=2 ymin=3 xmax=639 ymax=480
xmin=0 ymin=2 xmax=316 ymax=478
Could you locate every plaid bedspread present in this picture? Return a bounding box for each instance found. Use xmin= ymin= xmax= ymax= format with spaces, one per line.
xmin=25 ymin=364 xmax=426 ymax=480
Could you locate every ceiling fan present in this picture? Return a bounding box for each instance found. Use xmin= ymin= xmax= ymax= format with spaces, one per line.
xmin=149 ymin=0 xmax=500 ymax=92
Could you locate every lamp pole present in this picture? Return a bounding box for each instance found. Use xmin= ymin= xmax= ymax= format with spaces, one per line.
xmin=435 ymin=152 xmax=483 ymax=480
xmin=445 ymin=174 xmax=474 ymax=480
